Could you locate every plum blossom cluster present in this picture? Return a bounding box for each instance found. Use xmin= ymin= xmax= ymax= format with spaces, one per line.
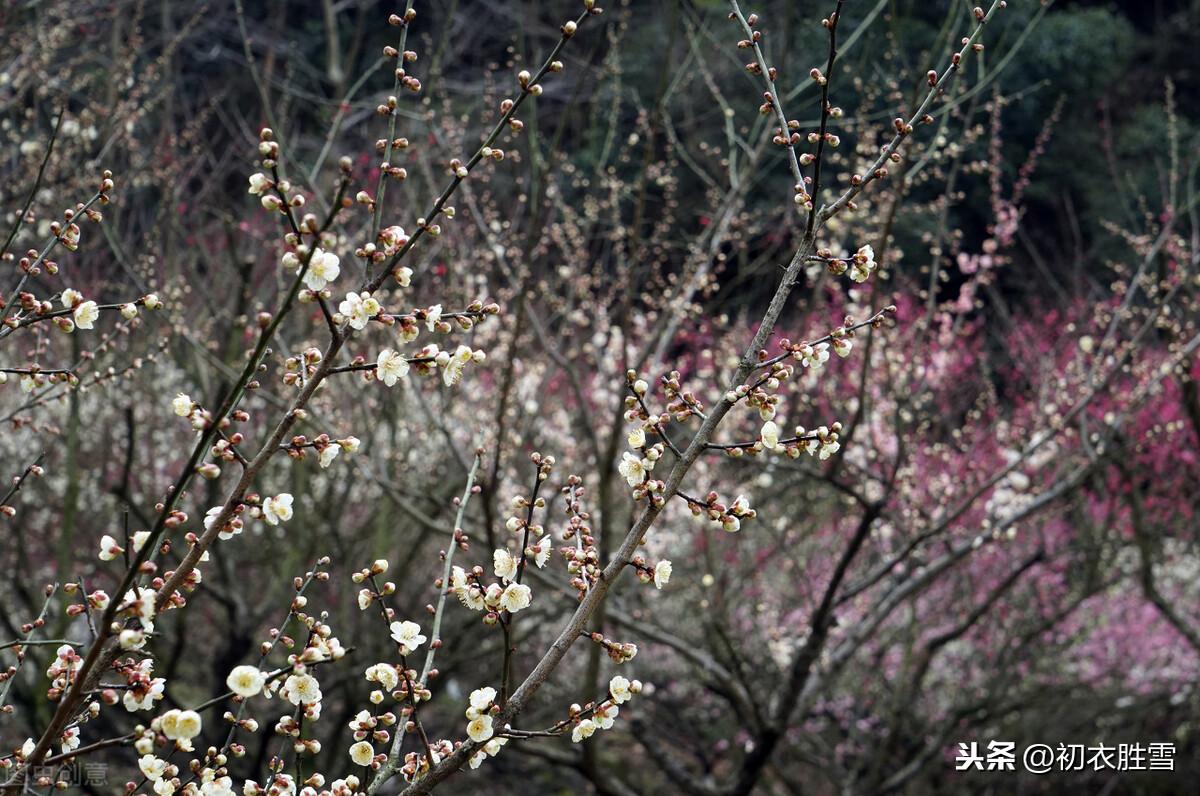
xmin=679 ymin=490 xmax=757 ymax=533
xmin=559 ymin=476 xmax=601 ymax=598
xmin=446 ymin=453 xmax=555 ymax=620
xmin=760 ymin=419 xmax=842 ymax=460
xmin=0 ymin=4 xmax=632 ymax=792
xmin=280 ymin=433 xmax=361 ymax=468
xmin=632 ymin=555 xmax=673 ymax=589
xmin=588 ymin=631 xmax=638 ymax=665
xmin=566 ymin=675 xmax=642 ymax=743
xmin=448 ymin=561 xmax=534 ymax=619
xmin=815 ymin=243 xmax=878 ymax=283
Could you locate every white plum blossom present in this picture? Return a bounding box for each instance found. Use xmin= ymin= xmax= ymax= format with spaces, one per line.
xmin=247 ymin=173 xmax=272 ymax=195
xmin=441 ymin=344 xmax=474 ymax=387
xmin=653 ymin=560 xmax=672 ymax=589
xmin=571 ymin=719 xmax=597 ymax=743
xmin=61 ymin=288 xmax=82 ymax=308
xmin=609 ymin=675 xmax=632 ymax=704
xmin=319 ymin=445 xmax=340 ymax=468
xmin=302 ymin=248 xmax=340 ymax=290
xmin=123 ymin=586 xmax=157 ymax=632
xmin=593 ymin=702 xmax=618 ymax=730
xmin=226 ymin=665 xmax=266 ymax=698
xmin=349 ymin=740 xmax=374 ymax=766
xmin=466 ymin=714 xmax=494 ymax=742
xmin=122 ymin=661 xmax=165 ymax=711
xmin=425 ymin=304 xmax=443 ymax=331
xmin=98 ymin=534 xmax=123 ymax=561
xmin=493 ymin=549 xmax=518 ymax=582
xmin=797 ymin=342 xmax=830 ymax=369
xmin=139 ymin=754 xmax=168 ymax=781
xmin=618 ymin=451 xmax=647 ymax=487
xmin=530 ymin=537 xmax=551 ymax=568
xmin=281 ymin=673 xmax=322 ymax=705
xmin=376 ymin=349 xmax=409 ymax=386
xmin=469 ymin=686 xmax=497 ymax=712
xmin=172 ymin=393 xmax=193 ymax=417
xmin=499 ymin=582 xmax=532 ymax=613
xmin=261 ymin=493 xmax=294 ymax=526
xmin=338 ymin=292 xmax=381 ymax=330
xmin=73 ymin=300 xmax=99 ymax=330
xmin=199 ymin=775 xmax=235 ymax=796
xmin=205 ymin=506 xmax=241 ymax=541
xmin=379 ymin=225 xmax=409 ymax=256
xmin=389 ymin=620 xmax=427 ymax=655
xmin=760 ymin=420 xmax=781 ymax=451
xmin=160 ymin=708 xmax=202 ymax=744
xmin=469 ymin=736 xmax=508 ymax=769
xmin=849 ymin=244 xmax=876 ymax=282
xmin=365 ymin=663 xmax=399 ymax=691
